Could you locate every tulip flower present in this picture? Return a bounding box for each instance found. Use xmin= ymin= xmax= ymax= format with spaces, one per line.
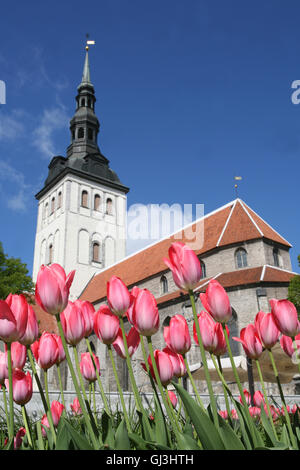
xmin=53 ymin=333 xmax=66 ymax=364
xmin=141 ymin=349 xmax=174 ymax=387
xmin=132 ymin=289 xmax=159 ymax=337
xmin=193 ymin=311 xmax=228 ymax=356
xmin=253 ymin=390 xmax=265 ymax=408
xmin=94 ymin=305 xmax=120 ymax=345
xmin=41 ymin=400 xmax=64 ymax=435
xmin=5 ymin=369 xmax=32 ymax=405
xmin=0 ymin=350 xmax=8 ymax=384
xmin=239 ymin=389 xmax=251 ymax=406
xmin=270 ymin=298 xmax=300 ymax=338
xmin=280 ymin=333 xmax=300 ymax=358
xmin=163 ymin=242 xmax=202 ymax=292
xmin=233 ymin=324 xmax=263 ymax=360
xmin=31 ymin=331 xmax=59 ymax=370
xmin=0 ymin=300 xmax=19 ymax=343
xmin=107 ymin=276 xmax=132 ymax=317
xmin=74 ymin=300 xmax=95 ymax=337
xmin=5 ymin=341 xmax=27 ymax=370
xmin=200 ymin=279 xmax=232 ymax=324
xmin=112 ymin=326 xmax=140 ymax=359
xmin=249 ymin=407 xmax=261 ymax=418
xmin=168 ymin=390 xmax=178 ymax=408
xmin=80 ymin=352 xmax=100 ymax=383
xmin=219 ymin=410 xmax=228 ymax=419
xmin=18 ymin=304 xmax=39 ymax=346
xmin=164 ymin=314 xmax=191 ymax=355
xmin=254 ymin=311 xmax=280 ymax=349
xmin=163 ymin=347 xmax=186 ymax=378
xmin=126 ymin=286 xmax=141 ymax=325
xmin=70 ymin=397 xmax=82 ymax=416
xmin=14 ymin=427 xmax=26 ymax=450
xmin=35 ymin=263 xmax=75 ymax=316
xmin=60 ymin=301 xmax=86 ymax=346
xmin=5 ymin=294 xmax=28 ymax=340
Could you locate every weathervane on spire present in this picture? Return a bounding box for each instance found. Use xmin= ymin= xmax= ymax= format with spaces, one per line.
xmin=85 ymin=33 xmax=95 ymax=51
xmin=234 ymin=176 xmax=242 ymax=198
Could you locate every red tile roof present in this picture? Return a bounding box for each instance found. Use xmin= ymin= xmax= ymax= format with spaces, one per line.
xmin=28 ymin=296 xmax=59 ymax=335
xmin=79 ymin=199 xmax=292 ymax=304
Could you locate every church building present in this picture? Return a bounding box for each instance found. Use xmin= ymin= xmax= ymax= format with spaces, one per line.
xmin=31 ymin=48 xmax=298 ymax=396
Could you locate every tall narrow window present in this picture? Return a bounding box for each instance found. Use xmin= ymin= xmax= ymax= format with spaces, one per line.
xmin=78 ymin=127 xmax=84 ymax=139
xmin=94 ymin=194 xmax=101 ymax=211
xmin=58 ymin=191 xmax=62 ymax=209
xmin=106 ymin=198 xmax=113 ymax=215
xmin=273 ymin=248 xmax=280 ymax=267
xmin=81 ymin=98 xmax=85 ymax=107
xmin=92 ymin=242 xmax=100 ymax=262
xmin=88 ymin=128 xmax=93 ymax=141
xmin=160 ymin=275 xmax=168 ymax=294
xmin=235 ymin=248 xmax=248 ymax=269
xmin=48 ymin=244 xmax=53 ymax=264
xmin=44 ymin=202 xmax=48 ymax=219
xmin=50 ymin=197 xmax=55 ymax=214
xmin=200 ymin=260 xmax=206 ymax=279
xmin=81 ymin=190 xmax=88 ymax=208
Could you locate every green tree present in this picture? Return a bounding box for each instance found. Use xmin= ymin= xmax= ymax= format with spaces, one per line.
xmin=288 ymin=254 xmax=300 ymax=314
xmin=0 ymin=242 xmax=35 ymax=300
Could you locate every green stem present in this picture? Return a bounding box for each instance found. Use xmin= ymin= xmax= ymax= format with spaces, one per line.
xmin=146 ymin=336 xmax=182 ymax=435
xmin=107 ymin=344 xmax=132 ymax=433
xmin=292 ymin=337 xmax=300 ymax=375
xmin=267 ymin=348 xmax=297 ymax=448
xmin=2 ymin=386 xmax=9 ymax=434
xmin=6 ymin=343 xmax=14 ymax=440
xmin=214 ymin=354 xmax=233 ymax=425
xmin=56 ymin=363 xmax=65 ymax=408
xmin=176 ymin=377 xmax=183 ymax=420
xmin=189 ymin=290 xmax=219 ymax=427
xmin=92 ymin=382 xmax=97 ymax=417
xmin=43 ymin=370 xmax=57 ymax=445
xmin=182 ymin=354 xmax=206 ymax=412
xmin=85 ymin=338 xmax=110 ymax=415
xmin=55 ymin=314 xmax=100 ymax=449
xmin=21 ymin=405 xmax=33 ymax=448
xmin=255 ymin=359 xmax=278 ymax=439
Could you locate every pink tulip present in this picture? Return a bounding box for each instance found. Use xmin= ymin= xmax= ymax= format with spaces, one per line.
xmin=70 ymin=397 xmax=82 ymax=416
xmin=249 ymin=407 xmax=261 ymax=418
xmin=60 ymin=301 xmax=85 ymax=346
xmin=270 ymin=299 xmax=300 ymax=338
xmin=41 ymin=400 xmax=64 ymax=435
xmin=74 ymin=300 xmax=95 ymax=337
xmin=18 ymin=304 xmax=39 ymax=346
xmin=280 ymin=333 xmax=300 ymax=358
xmin=132 ymin=289 xmax=160 ymax=337
xmin=164 ymin=314 xmax=191 ymax=355
xmin=141 ymin=350 xmax=174 ymax=387
xmin=31 ymin=332 xmax=59 ymax=370
xmin=163 ymin=347 xmax=186 ymax=378
xmin=0 ymin=300 xmax=19 ymax=343
xmin=14 ymin=427 xmax=26 ymax=449
xmin=53 ymin=334 xmax=66 ymax=364
xmin=200 ymin=279 xmax=232 ymax=324
xmin=239 ymin=389 xmax=251 ymax=406
xmin=233 ymin=324 xmax=263 ymax=360
xmin=112 ymin=326 xmax=140 ymax=358
xmin=5 ymin=341 xmax=27 ymax=370
xmin=5 ymin=294 xmax=28 ymax=340
xmin=80 ymin=352 xmax=100 ymax=382
xmin=126 ymin=286 xmax=141 ymax=325
xmin=168 ymin=390 xmax=178 ymax=408
xmin=35 ymin=263 xmax=75 ymax=316
xmin=5 ymin=369 xmax=32 ymax=405
xmin=219 ymin=410 xmax=228 ymax=419
xmin=253 ymin=391 xmax=264 ymax=408
xmin=94 ymin=305 xmax=120 ymax=345
xmin=107 ymin=276 xmax=132 ymax=317
xmin=163 ymin=242 xmax=202 ymax=291
xmin=254 ymin=311 xmax=280 ymax=349
xmin=193 ymin=311 xmax=228 ymax=356
xmin=0 ymin=351 xmax=8 ymax=384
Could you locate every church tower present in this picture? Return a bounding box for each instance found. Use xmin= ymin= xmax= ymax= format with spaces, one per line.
xmin=32 ymin=45 xmax=129 ymax=299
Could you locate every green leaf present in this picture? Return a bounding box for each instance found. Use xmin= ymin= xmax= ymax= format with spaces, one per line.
xmin=128 ymin=433 xmax=149 ymax=450
xmin=279 ymin=423 xmax=292 ymax=448
xmin=56 ymin=421 xmax=73 ymax=450
xmin=177 ymin=433 xmax=202 ymax=450
xmin=35 ymin=421 xmax=45 ymax=450
xmin=62 ymin=420 xmax=94 ymax=450
xmin=101 ymin=411 xmax=115 ymax=449
xmin=173 ymin=381 xmax=225 ymax=450
xmin=114 ymin=420 xmax=131 ymax=450
xmin=153 ymin=393 xmax=169 ymax=448
xmin=259 ymin=403 xmax=279 ymax=446
xmin=218 ymin=417 xmax=246 ymax=450
xmin=137 ymin=411 xmax=155 ymax=442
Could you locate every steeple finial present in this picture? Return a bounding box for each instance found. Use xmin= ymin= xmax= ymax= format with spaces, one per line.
xmin=79 ymin=35 xmax=95 ymax=88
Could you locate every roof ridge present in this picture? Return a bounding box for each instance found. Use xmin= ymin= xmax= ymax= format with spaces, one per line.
xmin=216 ymin=199 xmax=238 ymax=246
xmin=239 ymin=200 xmax=264 ymax=237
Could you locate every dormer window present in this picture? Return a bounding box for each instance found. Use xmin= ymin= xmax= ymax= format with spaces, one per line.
xmin=273 ymin=248 xmax=280 ymax=267
xmin=235 ymin=248 xmax=248 ymax=269
xmin=200 ymin=260 xmax=206 ymax=279
xmin=160 ymin=275 xmax=168 ymax=294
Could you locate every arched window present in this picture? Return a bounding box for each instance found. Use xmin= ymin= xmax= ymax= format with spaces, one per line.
xmin=94 ymin=194 xmax=101 ymax=211
xmin=48 ymin=244 xmax=53 ymax=265
xmin=235 ymin=248 xmax=248 ymax=269
xmin=78 ymin=127 xmax=84 ymax=139
xmin=81 ymin=98 xmax=85 ymax=107
xmin=106 ymin=198 xmax=113 ymax=215
xmin=58 ymin=191 xmax=62 ymax=209
xmin=50 ymin=197 xmax=55 ymax=214
xmin=160 ymin=275 xmax=168 ymax=294
xmin=200 ymin=260 xmax=206 ymax=279
xmin=92 ymin=242 xmax=101 ymax=263
xmin=88 ymin=128 xmax=93 ymax=141
xmin=273 ymin=248 xmax=280 ymax=267
xmin=72 ymin=130 xmax=75 ymax=141
xmin=44 ymin=202 xmax=48 ymax=219
xmin=81 ymin=190 xmax=89 ymax=208
xmin=87 ymin=98 xmax=91 ymax=108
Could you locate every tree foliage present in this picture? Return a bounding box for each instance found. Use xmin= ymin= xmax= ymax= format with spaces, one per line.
xmin=288 ymin=254 xmax=300 ymax=314
xmin=0 ymin=242 xmax=35 ymax=300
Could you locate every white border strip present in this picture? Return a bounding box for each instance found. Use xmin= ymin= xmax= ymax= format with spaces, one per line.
xmin=216 ymin=200 xmax=237 ymax=246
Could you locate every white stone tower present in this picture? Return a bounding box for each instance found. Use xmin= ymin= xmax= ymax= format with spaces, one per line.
xmin=32 ymin=46 xmax=129 ymax=299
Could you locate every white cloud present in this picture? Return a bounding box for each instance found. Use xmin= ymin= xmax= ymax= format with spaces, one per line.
xmin=0 ymin=109 xmax=26 ymax=141
xmin=32 ymin=104 xmax=69 ymax=158
xmin=0 ymin=160 xmax=33 ymax=212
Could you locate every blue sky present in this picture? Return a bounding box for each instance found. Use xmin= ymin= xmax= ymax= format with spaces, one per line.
xmin=0 ymin=0 xmax=300 ymax=275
